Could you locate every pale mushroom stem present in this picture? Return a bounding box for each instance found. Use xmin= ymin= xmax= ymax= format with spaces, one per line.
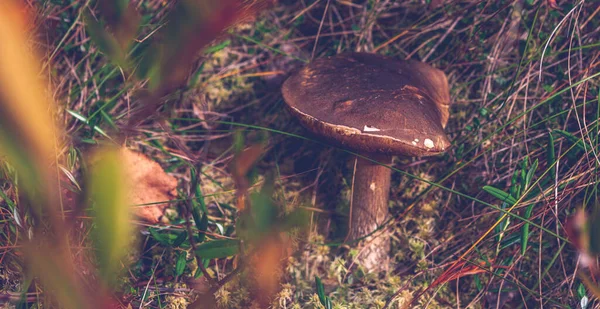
xmin=347 ymin=153 xmax=392 ymax=271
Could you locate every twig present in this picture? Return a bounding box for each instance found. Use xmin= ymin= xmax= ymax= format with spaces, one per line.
xmin=422 ymin=17 xmax=460 ymax=62
xmin=209 ymin=263 xmax=246 ymax=294
xmin=311 ymin=0 xmax=331 ymax=61
xmin=139 ymin=249 xmax=165 ymax=309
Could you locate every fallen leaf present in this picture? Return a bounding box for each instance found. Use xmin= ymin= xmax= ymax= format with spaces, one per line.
xmin=119 ymin=147 xmax=178 ymax=223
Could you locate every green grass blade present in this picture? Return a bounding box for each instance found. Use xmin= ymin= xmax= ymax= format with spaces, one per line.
xmin=521 ymin=203 xmax=535 ymax=255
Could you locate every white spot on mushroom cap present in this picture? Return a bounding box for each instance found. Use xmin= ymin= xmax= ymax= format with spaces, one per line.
xmin=424 ymin=138 xmax=435 ymax=149
xmin=370 ymin=182 xmax=376 ymax=191
xmin=363 ymin=125 xmax=381 ymax=132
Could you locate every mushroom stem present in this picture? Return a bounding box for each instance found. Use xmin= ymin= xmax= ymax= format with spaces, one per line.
xmin=347 ymin=153 xmax=392 ymax=271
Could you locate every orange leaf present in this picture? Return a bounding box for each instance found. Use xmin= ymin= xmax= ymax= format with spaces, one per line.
xmin=119 ymin=148 xmax=178 ymax=223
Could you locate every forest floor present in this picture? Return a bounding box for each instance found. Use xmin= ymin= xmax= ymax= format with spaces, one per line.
xmin=1 ymin=0 xmax=600 ymax=308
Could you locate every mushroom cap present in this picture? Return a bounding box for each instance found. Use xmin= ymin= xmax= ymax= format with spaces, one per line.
xmin=281 ymin=52 xmax=452 ymax=156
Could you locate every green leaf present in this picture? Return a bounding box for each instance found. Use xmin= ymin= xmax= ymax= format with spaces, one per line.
xmin=187 ymin=62 xmax=205 ymax=87
xmin=520 ymin=156 xmax=528 ymax=184
xmin=509 ymin=171 xmax=521 ymax=200
xmin=175 ymin=252 xmax=187 ymax=277
xmin=547 ymin=132 xmax=556 ymax=180
xmin=194 ymin=259 xmax=210 ymax=278
xmin=195 ymin=239 xmax=239 ymax=259
xmin=204 ymin=39 xmax=231 ymax=54
xmin=499 ymin=233 xmax=521 ymax=250
xmin=553 ymin=129 xmax=589 ymax=152
xmin=315 ymin=276 xmax=327 ymax=307
xmin=172 ymin=231 xmax=188 ymax=247
xmin=66 ymin=109 xmax=110 ymax=138
xmin=521 ymin=203 xmax=535 ymax=255
xmin=524 ymin=159 xmax=538 ymax=191
xmin=482 ymin=186 xmax=518 ymax=205
xmin=474 ymin=274 xmax=482 ymax=291
xmin=578 ymin=283 xmax=587 ymax=299
xmin=479 ymin=107 xmax=489 ymax=116
xmin=197 ymin=212 xmax=209 ymax=243
xmin=326 ymin=298 xmax=332 ymax=309
xmin=148 ymin=228 xmax=170 ymax=246
xmin=88 ymin=147 xmax=132 ymax=286
xmin=191 ymin=200 xmax=202 ymax=226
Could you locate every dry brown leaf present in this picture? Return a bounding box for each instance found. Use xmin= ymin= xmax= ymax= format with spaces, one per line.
xmin=120 ymin=148 xmax=178 ymax=223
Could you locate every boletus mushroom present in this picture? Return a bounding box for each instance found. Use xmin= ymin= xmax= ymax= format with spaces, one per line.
xmin=281 ymin=52 xmax=452 ymax=271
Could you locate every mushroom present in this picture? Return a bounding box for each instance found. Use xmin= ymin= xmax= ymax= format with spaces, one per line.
xmin=281 ymin=53 xmax=452 ymax=271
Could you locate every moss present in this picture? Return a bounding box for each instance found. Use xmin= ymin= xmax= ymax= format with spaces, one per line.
xmin=200 ymin=48 xmax=255 ymax=110
xmin=165 ymin=294 xmax=189 ymax=309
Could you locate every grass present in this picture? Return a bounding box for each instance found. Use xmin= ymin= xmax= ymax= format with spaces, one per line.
xmin=1 ymin=0 xmax=600 ymax=308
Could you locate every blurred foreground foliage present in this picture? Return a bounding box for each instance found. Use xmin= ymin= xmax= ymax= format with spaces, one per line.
xmin=0 ymin=0 xmax=307 ymax=308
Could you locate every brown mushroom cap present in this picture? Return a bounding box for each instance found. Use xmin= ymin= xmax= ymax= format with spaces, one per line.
xmin=282 ymin=52 xmax=452 ymax=156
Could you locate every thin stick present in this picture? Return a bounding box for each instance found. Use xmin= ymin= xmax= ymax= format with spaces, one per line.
xmin=311 ymin=0 xmax=331 ymax=61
